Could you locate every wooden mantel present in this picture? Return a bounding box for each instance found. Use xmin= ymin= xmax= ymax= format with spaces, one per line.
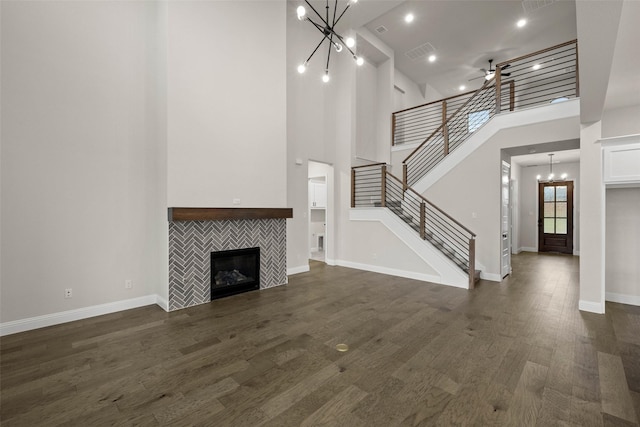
xmin=168 ymin=208 xmax=293 ymax=222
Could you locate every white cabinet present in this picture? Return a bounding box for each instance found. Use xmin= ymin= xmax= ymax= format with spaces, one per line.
xmin=309 ymin=181 xmax=326 ymax=208
xmin=602 ymin=135 xmax=640 ymax=187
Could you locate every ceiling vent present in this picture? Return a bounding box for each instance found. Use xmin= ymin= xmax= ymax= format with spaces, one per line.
xmin=405 ymin=42 xmax=436 ymax=62
xmin=375 ymin=25 xmax=388 ymax=34
xmin=522 ymin=0 xmax=556 ymax=14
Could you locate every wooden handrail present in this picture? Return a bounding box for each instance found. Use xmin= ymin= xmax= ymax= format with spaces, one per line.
xmin=351 ymin=162 xmax=388 ymax=170
xmin=386 ymin=171 xmax=476 ymax=237
xmin=468 ymin=237 xmax=476 ymax=289
xmin=392 ymin=89 xmax=477 ymax=115
xmin=402 ymin=78 xmax=494 ymax=165
xmin=495 ymin=39 xmax=577 ymax=68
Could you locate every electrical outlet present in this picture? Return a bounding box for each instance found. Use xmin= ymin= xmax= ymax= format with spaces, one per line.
xmin=233 ymin=198 xmax=241 ymax=206
xmin=125 ymin=279 xmax=133 ymax=289
xmin=64 ymin=288 xmax=72 ymax=299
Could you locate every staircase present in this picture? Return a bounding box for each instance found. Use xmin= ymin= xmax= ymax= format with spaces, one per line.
xmin=351 ymin=40 xmax=579 ymax=289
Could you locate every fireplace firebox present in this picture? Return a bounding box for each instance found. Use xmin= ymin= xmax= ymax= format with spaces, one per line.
xmin=210 ymin=247 xmax=260 ymax=300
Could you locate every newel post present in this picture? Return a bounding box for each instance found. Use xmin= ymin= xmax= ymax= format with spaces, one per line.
xmin=495 ymin=67 xmax=502 ymax=115
xmin=575 ymin=41 xmax=580 ymax=97
xmin=391 ymin=114 xmax=396 ymax=146
xmin=442 ymin=101 xmax=449 ymax=156
xmin=402 ymin=163 xmax=408 ymax=191
xmin=351 ymin=168 xmax=356 ymax=208
xmin=420 ymin=202 xmax=426 ymax=240
xmin=468 ymin=237 xmax=476 ymax=289
xmin=380 ymin=165 xmax=387 ymax=207
xmin=509 ymin=81 xmax=515 ymax=111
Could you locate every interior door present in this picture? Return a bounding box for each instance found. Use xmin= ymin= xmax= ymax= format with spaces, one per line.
xmin=501 ymin=162 xmax=511 ymax=278
xmin=538 ymin=181 xmax=574 ymax=254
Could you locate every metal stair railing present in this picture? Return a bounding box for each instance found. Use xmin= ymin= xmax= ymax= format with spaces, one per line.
xmin=398 ymin=40 xmax=579 ymax=188
xmin=352 ymin=164 xmax=477 ymax=289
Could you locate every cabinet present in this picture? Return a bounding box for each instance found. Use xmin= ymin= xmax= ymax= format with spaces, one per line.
xmin=309 ymin=181 xmax=326 ymax=208
xmin=602 ymin=135 xmax=640 ymax=187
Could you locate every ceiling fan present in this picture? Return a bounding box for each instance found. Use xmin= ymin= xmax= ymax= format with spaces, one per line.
xmin=469 ymin=59 xmax=511 ymax=81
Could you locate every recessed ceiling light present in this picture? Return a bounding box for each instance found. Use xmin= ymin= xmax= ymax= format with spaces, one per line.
xmin=428 ymin=54 xmax=436 ymax=62
xmin=517 ymin=18 xmax=527 ymax=28
xmin=459 ymin=85 xmax=466 ymax=91
xmin=532 ymin=64 xmax=541 ymax=70
xmin=405 ymin=13 xmax=414 ymax=23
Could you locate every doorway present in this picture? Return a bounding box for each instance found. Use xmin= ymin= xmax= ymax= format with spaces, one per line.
xmin=501 ymin=161 xmax=511 ymax=277
xmin=308 ymin=161 xmax=333 ymax=264
xmin=538 ymin=181 xmax=574 ymax=254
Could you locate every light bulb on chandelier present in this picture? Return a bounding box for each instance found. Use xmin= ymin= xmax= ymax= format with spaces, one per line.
xmin=295 ymin=0 xmax=362 ymax=81
xmin=296 ymin=6 xmax=306 ymax=20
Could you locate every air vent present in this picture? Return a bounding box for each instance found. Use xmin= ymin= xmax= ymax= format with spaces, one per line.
xmin=522 ymin=0 xmax=556 ymax=14
xmin=405 ymin=42 xmax=436 ymax=62
xmin=375 ymin=25 xmax=388 ymax=34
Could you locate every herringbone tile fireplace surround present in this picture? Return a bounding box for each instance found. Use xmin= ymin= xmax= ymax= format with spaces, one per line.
xmin=168 ymin=218 xmax=287 ymax=311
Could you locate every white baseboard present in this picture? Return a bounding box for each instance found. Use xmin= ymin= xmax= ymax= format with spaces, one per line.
xmin=606 ymin=292 xmax=640 ymax=307
xmin=579 ymin=299 xmax=605 ymax=314
xmin=334 ymin=259 xmax=469 ymax=289
xmin=156 ymin=295 xmax=169 ymax=312
xmin=325 ymin=257 xmax=336 ymax=266
xmin=480 ymin=272 xmax=502 ymax=282
xmin=287 ymin=265 xmax=310 ymax=275
xmin=519 ymin=247 xmax=538 ymax=253
xmin=573 ymin=250 xmax=580 ymax=256
xmin=0 ymin=295 xmax=165 ymax=336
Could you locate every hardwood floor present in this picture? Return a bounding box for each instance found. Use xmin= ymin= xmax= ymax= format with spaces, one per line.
xmin=1 ymin=252 xmax=639 ymax=426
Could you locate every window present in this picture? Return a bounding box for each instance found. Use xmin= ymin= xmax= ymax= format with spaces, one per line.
xmin=468 ymin=109 xmax=490 ymax=133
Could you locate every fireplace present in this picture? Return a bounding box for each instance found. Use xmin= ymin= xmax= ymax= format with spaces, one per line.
xmin=210 ymin=247 xmax=260 ymax=300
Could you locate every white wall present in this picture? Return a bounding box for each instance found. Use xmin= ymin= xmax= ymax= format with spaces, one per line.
xmin=394 ymin=69 xmax=442 ymax=111
xmin=605 ymin=188 xmax=640 ymax=303
xmin=166 ymin=1 xmax=286 ymax=208
xmin=579 ymin=121 xmax=605 ymax=312
xmin=510 ymin=162 xmax=522 ymax=254
xmin=356 ymin=60 xmax=379 ymax=162
xmin=602 ymin=105 xmax=640 ymax=138
xmin=1 ymin=1 xmax=167 ymax=322
xmin=516 ymin=162 xmax=580 ymax=254
xmin=286 ymin=5 xmax=345 ymax=273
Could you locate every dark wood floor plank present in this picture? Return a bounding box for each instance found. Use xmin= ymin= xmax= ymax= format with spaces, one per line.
xmin=1 ymin=253 xmax=639 ymax=426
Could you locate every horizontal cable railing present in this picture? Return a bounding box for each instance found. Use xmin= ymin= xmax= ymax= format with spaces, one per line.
xmin=402 ymin=79 xmax=499 ymax=187
xmin=495 ymin=39 xmax=578 ymax=113
xmin=400 ymin=40 xmax=579 ymax=188
xmin=392 ymin=91 xmax=474 ymax=147
xmin=351 ymin=163 xmax=385 ymax=208
xmin=352 ymin=163 xmax=477 ymax=288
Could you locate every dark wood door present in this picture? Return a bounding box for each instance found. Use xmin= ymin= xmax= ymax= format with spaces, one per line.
xmin=538 ymin=181 xmax=573 ymax=254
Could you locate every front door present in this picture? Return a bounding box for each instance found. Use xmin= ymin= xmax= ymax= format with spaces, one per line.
xmin=538 ymin=181 xmax=574 ymax=254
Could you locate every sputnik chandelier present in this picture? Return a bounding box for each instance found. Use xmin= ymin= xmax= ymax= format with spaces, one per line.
xmin=296 ymin=0 xmax=364 ymax=82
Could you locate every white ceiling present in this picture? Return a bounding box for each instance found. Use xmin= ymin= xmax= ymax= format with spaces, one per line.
xmin=511 ymin=149 xmax=580 ymax=167
xmin=358 ymin=0 xmax=577 ymax=98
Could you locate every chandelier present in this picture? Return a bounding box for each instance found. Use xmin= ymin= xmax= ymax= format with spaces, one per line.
xmin=296 ymin=0 xmax=364 ymax=82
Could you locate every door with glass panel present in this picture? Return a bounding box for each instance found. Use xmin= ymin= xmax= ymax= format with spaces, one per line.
xmin=538 ymin=181 xmax=573 ymax=254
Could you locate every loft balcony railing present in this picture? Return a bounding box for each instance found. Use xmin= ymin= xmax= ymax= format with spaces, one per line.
xmin=351 ymin=163 xmax=477 ymax=289
xmin=396 ymin=40 xmax=578 ymax=187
